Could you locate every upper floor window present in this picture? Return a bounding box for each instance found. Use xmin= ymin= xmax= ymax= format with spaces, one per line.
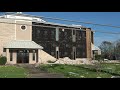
xmin=73 ymin=30 xmax=76 ymax=35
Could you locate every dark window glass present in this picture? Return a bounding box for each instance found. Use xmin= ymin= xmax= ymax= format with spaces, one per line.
xmin=21 ymin=25 xmax=26 ymax=30
xmin=51 ymin=52 xmax=54 ymax=55
xmin=73 ymin=30 xmax=76 ymax=35
xmin=33 ymin=50 xmax=35 ymax=61
xmin=3 ymin=48 xmax=6 ymax=52
xmin=64 ymin=52 xmax=68 ymax=55
xmin=10 ymin=51 xmax=13 ymax=61
xmin=44 ymin=31 xmax=47 ymax=35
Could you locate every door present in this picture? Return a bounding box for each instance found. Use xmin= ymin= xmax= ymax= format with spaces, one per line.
xmin=17 ymin=50 xmax=29 ymax=63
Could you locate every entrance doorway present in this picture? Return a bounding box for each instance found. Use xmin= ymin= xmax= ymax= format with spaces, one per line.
xmin=17 ymin=50 xmax=29 ymax=63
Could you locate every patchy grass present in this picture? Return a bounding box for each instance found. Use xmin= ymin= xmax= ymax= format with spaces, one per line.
xmin=100 ymin=63 xmax=120 ymax=75
xmin=0 ymin=66 xmax=28 ymax=78
xmin=39 ymin=64 xmax=112 ymax=78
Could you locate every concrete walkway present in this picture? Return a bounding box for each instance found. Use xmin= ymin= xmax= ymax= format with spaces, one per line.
xmin=16 ymin=64 xmax=64 ymax=78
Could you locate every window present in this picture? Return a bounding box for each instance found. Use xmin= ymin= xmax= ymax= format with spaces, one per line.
xmin=56 ymin=51 xmax=59 ymax=59
xmin=66 ymin=44 xmax=69 ymax=47
xmin=44 ymin=31 xmax=47 ymax=35
xmin=77 ymin=52 xmax=80 ymax=55
xmin=51 ymin=31 xmax=55 ymax=35
xmin=21 ymin=25 xmax=26 ymax=30
xmin=51 ymin=52 xmax=54 ymax=55
xmin=64 ymin=32 xmax=67 ymax=35
xmin=10 ymin=52 xmax=13 ymax=61
xmin=37 ymin=30 xmax=40 ymax=33
xmin=73 ymin=30 xmax=76 ymax=35
xmin=64 ymin=52 xmax=68 ymax=55
xmin=33 ymin=50 xmax=35 ymax=61
xmin=77 ymin=45 xmax=81 ymax=48
xmin=3 ymin=48 xmax=6 ymax=52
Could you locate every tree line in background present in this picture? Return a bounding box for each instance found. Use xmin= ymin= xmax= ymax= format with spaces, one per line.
xmin=98 ymin=39 xmax=120 ymax=60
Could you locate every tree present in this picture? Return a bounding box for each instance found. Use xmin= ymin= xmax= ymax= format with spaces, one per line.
xmin=99 ymin=41 xmax=114 ymax=60
xmin=114 ymin=39 xmax=120 ymax=60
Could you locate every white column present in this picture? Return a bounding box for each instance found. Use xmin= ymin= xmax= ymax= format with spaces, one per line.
xmin=13 ymin=52 xmax=17 ymax=64
xmin=29 ymin=51 xmax=32 ymax=64
xmin=6 ymin=49 xmax=10 ymax=64
xmin=56 ymin=27 xmax=59 ymax=41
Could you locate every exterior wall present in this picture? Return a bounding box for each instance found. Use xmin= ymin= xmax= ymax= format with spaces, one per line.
xmin=86 ymin=28 xmax=92 ymax=60
xmin=76 ymin=30 xmax=87 ymax=58
xmin=8 ymin=51 xmax=17 ymax=64
xmin=32 ymin=23 xmax=88 ymax=60
xmin=29 ymin=50 xmax=36 ymax=64
xmin=0 ymin=18 xmax=15 ymax=55
xmin=39 ymin=50 xmax=56 ymax=64
xmin=15 ymin=20 xmax=32 ymax=40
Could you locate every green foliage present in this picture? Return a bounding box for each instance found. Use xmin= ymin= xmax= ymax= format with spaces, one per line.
xmin=39 ymin=64 xmax=112 ymax=78
xmin=95 ymin=55 xmax=103 ymax=61
xmin=0 ymin=56 xmax=7 ymax=65
xmin=99 ymin=39 xmax=120 ymax=60
xmin=0 ymin=66 xmax=28 ymax=78
xmin=99 ymin=41 xmax=114 ymax=60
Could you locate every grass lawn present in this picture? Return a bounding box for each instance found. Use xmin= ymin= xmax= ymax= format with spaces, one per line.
xmin=39 ymin=64 xmax=115 ymax=78
xmin=100 ymin=63 xmax=120 ymax=75
xmin=0 ymin=66 xmax=28 ymax=78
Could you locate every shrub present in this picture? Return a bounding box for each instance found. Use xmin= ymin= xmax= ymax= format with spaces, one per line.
xmin=0 ymin=56 xmax=7 ymax=65
xmin=95 ymin=55 xmax=103 ymax=61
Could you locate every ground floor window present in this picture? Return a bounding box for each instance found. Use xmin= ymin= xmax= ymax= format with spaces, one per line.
xmin=33 ymin=50 xmax=35 ymax=61
xmin=10 ymin=52 xmax=13 ymax=61
xmin=9 ymin=50 xmax=13 ymax=61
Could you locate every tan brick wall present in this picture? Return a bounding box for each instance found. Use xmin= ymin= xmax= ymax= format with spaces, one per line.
xmin=29 ymin=52 xmax=36 ymax=64
xmin=86 ymin=28 xmax=92 ymax=60
xmin=0 ymin=18 xmax=15 ymax=55
xmin=8 ymin=52 xmax=17 ymax=64
xmin=39 ymin=50 xmax=56 ymax=64
xmin=15 ymin=20 xmax=32 ymax=40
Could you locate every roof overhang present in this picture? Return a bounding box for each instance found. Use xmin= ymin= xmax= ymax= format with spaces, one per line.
xmin=4 ymin=40 xmax=43 ymax=49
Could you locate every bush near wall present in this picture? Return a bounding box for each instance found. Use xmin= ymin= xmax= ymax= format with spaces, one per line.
xmin=0 ymin=56 xmax=7 ymax=65
xmin=95 ymin=55 xmax=104 ymax=61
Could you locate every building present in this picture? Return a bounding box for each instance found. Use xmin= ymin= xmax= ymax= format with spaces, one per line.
xmin=0 ymin=12 xmax=95 ymax=64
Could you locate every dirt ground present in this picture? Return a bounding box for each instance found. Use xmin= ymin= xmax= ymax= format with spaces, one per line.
xmin=16 ymin=64 xmax=64 ymax=78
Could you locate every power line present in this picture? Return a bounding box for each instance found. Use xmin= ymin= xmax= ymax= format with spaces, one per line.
xmin=39 ymin=16 xmax=120 ymax=28
xmin=93 ymin=30 xmax=120 ymax=34
xmin=3 ymin=12 xmax=120 ymax=29
xmin=0 ymin=20 xmax=120 ymax=35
